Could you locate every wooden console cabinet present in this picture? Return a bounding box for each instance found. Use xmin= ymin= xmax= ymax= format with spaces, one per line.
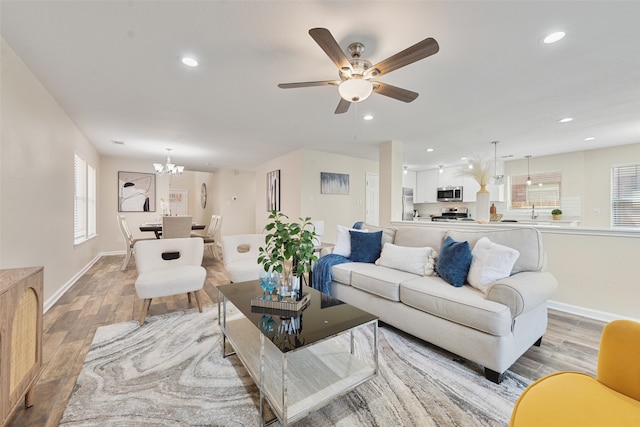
xmin=0 ymin=267 xmax=43 ymax=427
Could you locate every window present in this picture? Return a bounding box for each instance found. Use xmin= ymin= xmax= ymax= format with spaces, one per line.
xmin=74 ymin=154 xmax=97 ymax=244
xmin=612 ymin=164 xmax=640 ymax=228
xmin=509 ymin=171 xmax=561 ymax=210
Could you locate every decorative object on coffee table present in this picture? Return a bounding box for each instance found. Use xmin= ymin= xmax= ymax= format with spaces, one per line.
xmin=258 ymin=210 xmax=317 ymax=300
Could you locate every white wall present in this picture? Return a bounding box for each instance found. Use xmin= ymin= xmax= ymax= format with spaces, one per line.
xmin=255 ymin=149 xmax=378 ymax=242
xmin=212 ymin=169 xmax=256 ymax=236
xmin=1 ymin=38 xmax=101 ymax=302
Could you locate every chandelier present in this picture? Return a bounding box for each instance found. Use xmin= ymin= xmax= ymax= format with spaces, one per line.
xmin=153 ymin=148 xmax=184 ymax=176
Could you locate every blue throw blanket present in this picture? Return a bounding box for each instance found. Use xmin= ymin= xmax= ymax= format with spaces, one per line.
xmin=312 ymin=221 xmax=364 ymax=295
xmin=312 ymin=253 xmax=351 ymax=294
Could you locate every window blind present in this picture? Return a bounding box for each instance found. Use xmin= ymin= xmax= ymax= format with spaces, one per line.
xmin=87 ymin=164 xmax=97 ymax=237
xmin=612 ymin=164 xmax=640 ymax=228
xmin=74 ymin=154 xmax=87 ymax=243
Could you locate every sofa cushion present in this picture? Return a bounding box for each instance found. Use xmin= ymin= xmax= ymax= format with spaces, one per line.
xmin=331 ymin=262 xmax=370 ymax=286
xmin=467 ymin=237 xmax=520 ymax=293
xmin=375 ymin=242 xmax=437 ymax=276
xmin=446 ymin=228 xmax=543 ymax=273
xmin=333 ymin=225 xmax=367 ymax=257
xmin=437 ymin=236 xmax=473 ymax=287
xmin=399 ymin=277 xmax=513 ymax=336
xmin=350 ymin=264 xmax=419 ymax=301
xmin=362 ymin=223 xmax=397 ymax=246
xmin=393 ymin=227 xmax=446 ymax=249
xmin=349 ymin=230 xmax=383 ymax=263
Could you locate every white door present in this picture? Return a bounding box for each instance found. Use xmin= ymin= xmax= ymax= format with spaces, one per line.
xmin=365 ymin=173 xmax=379 ymax=226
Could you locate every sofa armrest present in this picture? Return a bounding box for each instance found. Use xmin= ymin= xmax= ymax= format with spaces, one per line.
xmin=486 ymin=271 xmax=558 ymax=318
xmin=319 ymin=246 xmax=334 ymax=257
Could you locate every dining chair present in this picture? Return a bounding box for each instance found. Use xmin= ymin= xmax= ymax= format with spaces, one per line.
xmin=192 ymin=214 xmax=223 ymax=259
xmin=161 ymin=215 xmax=192 ymax=239
xmin=117 ymin=214 xmax=155 ymax=271
xmin=133 ymin=237 xmax=206 ymax=325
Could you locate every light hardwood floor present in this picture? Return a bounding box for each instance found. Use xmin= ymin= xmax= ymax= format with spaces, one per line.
xmin=7 ymin=254 xmax=606 ymax=426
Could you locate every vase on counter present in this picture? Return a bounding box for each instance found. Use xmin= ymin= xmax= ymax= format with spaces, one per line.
xmin=476 ymin=185 xmax=490 ymax=224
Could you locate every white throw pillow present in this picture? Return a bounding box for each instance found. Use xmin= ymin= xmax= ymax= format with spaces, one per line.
xmin=467 ymin=237 xmax=520 ymax=293
xmin=333 ymin=225 xmax=367 ymax=257
xmin=375 ymin=242 xmax=437 ymax=276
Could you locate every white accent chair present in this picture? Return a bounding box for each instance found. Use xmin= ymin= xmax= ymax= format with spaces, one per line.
xmin=221 ymin=234 xmax=265 ymax=283
xmin=133 ymin=237 xmax=206 ymax=325
xmin=192 ymin=214 xmax=222 ymax=259
xmin=162 ymin=215 xmax=192 ymax=239
xmin=117 ymin=214 xmax=155 ymax=271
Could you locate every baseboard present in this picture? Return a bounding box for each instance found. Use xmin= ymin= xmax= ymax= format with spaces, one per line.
xmin=548 ymin=300 xmax=640 ymax=323
xmin=43 ymin=252 xmax=114 ymax=313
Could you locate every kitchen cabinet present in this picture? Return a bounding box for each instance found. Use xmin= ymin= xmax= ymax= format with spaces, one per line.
xmin=487 ymin=183 xmax=505 ymax=202
xmin=416 ymin=169 xmax=439 ymax=203
xmin=402 ymin=170 xmax=417 ymax=202
xmin=439 ymin=166 xmax=464 ymax=188
xmin=463 ymin=176 xmax=480 ymax=202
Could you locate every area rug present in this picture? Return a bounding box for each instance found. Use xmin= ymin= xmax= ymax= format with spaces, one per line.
xmin=60 ymin=306 xmax=529 ymax=426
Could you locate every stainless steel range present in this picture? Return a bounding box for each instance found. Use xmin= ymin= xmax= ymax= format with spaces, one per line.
xmin=431 ymin=207 xmax=475 ymax=222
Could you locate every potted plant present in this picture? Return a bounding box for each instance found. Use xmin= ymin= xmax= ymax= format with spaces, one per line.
xmin=257 ymin=210 xmax=318 ymax=299
xmin=551 ymin=209 xmax=563 ymax=220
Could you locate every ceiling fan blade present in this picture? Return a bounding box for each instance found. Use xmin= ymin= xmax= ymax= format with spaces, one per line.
xmin=366 ymin=37 xmax=439 ymax=78
xmin=334 ymin=98 xmax=351 ymax=114
xmin=309 ymin=28 xmax=353 ymax=73
xmin=278 ymin=80 xmax=340 ymax=89
xmin=373 ymin=82 xmax=419 ymax=103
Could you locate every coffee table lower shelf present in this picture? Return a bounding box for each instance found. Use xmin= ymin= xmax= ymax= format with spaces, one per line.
xmin=221 ymin=316 xmax=378 ymax=425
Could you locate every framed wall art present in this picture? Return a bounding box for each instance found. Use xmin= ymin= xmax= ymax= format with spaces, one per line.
xmin=321 ymin=172 xmax=349 ymax=195
xmin=118 ymin=171 xmax=156 ymax=212
xmin=266 ymin=169 xmax=280 ymax=211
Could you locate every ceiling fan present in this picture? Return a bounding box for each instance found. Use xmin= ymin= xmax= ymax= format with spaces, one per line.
xmin=278 ymin=28 xmax=439 ymax=114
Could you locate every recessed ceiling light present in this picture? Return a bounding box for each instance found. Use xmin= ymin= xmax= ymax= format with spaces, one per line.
xmin=363 ymin=114 xmax=373 ymax=121
xmin=426 ymin=148 xmax=434 ymax=152
xmin=543 ymin=31 xmax=566 ymax=44
xmin=584 ymin=137 xmax=595 ymax=141
xmin=558 ymin=117 xmax=573 ymax=123
xmin=180 ymin=56 xmax=199 ymax=67
xmin=460 ymin=157 xmax=467 ymax=161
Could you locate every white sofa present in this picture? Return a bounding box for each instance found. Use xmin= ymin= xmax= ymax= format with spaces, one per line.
xmin=324 ymin=224 xmax=558 ymax=383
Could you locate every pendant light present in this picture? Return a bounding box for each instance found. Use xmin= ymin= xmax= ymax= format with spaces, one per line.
xmin=525 ymin=155 xmax=532 ymax=186
xmin=492 ymin=141 xmax=504 ymax=185
xmin=153 ymin=148 xmax=184 ymax=176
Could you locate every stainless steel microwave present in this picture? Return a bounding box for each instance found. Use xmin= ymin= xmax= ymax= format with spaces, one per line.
xmin=437 ymin=186 xmax=463 ymax=202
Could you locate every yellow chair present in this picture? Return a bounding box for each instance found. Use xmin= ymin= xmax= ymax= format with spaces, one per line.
xmin=509 ymin=319 xmax=640 ymax=426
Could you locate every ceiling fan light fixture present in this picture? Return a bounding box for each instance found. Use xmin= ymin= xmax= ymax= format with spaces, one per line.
xmin=338 ymin=78 xmax=373 ymax=103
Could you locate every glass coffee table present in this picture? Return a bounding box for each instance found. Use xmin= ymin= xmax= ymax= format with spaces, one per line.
xmin=217 ymin=281 xmax=378 ymax=426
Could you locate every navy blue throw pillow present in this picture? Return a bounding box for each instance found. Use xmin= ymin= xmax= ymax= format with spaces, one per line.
xmin=349 ymin=230 xmax=383 ymax=263
xmin=437 ymin=236 xmax=472 ymax=287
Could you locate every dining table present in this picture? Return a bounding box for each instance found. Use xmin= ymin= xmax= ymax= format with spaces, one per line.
xmin=139 ymin=222 xmax=205 ymax=239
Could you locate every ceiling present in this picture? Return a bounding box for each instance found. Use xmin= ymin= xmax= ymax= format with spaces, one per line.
xmin=2 ymin=1 xmax=639 ymax=173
